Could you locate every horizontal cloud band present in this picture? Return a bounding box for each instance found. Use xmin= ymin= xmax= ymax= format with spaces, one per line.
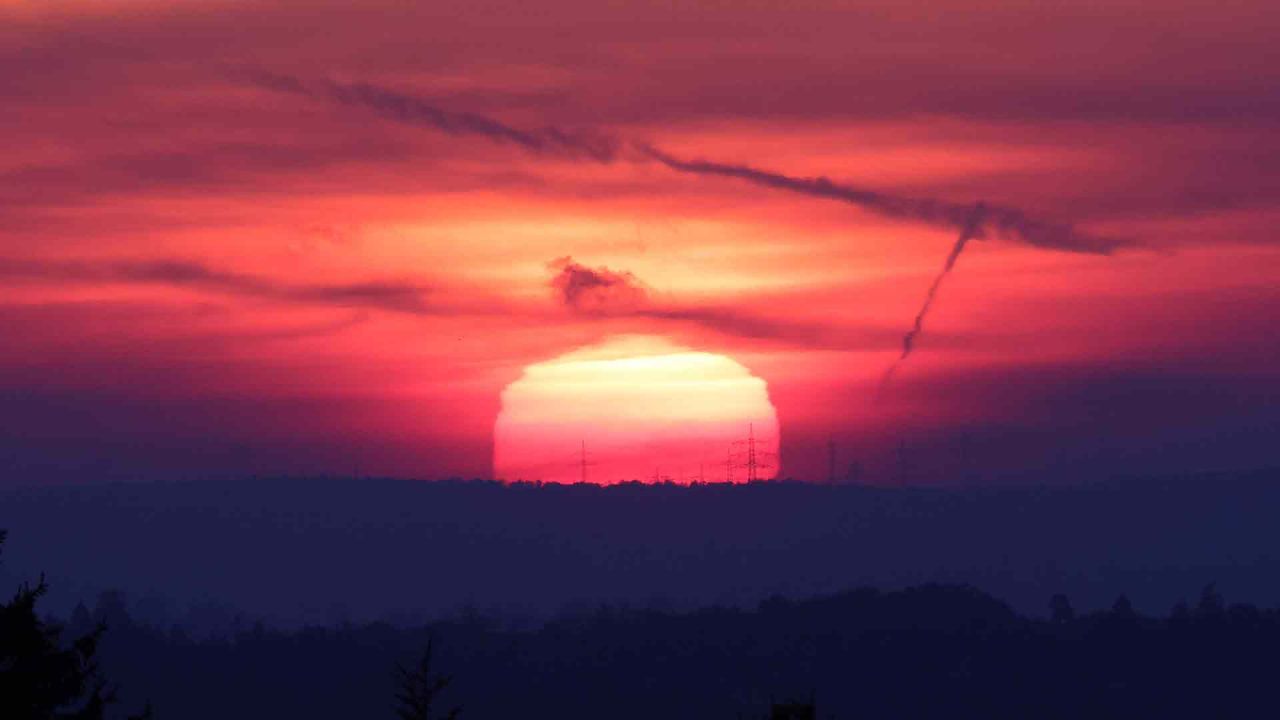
xmin=238 ymin=69 xmax=1129 ymax=255
xmin=0 ymin=258 xmax=436 ymax=315
xmin=232 ymin=70 xmax=1141 ymax=384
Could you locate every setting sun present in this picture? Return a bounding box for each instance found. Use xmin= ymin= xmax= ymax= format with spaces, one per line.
xmin=494 ymin=335 xmax=779 ymax=484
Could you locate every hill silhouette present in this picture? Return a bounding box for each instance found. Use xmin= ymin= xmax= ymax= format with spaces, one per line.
xmin=57 ymin=580 xmax=1280 ymax=719
xmin=1 ymin=470 xmax=1279 ymax=629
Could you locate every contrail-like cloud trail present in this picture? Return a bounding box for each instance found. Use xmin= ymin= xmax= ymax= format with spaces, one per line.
xmin=635 ymin=145 xmax=1122 ymax=255
xmin=240 ymin=70 xmax=1133 ymax=385
xmin=239 ymin=69 xmax=1127 ymax=255
xmin=0 ymin=257 xmax=439 ymax=315
xmin=878 ymin=203 xmax=987 ymax=393
xmin=239 ymin=69 xmax=621 ymax=162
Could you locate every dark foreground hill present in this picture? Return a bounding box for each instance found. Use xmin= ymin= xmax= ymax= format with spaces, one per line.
xmin=68 ymin=582 xmax=1280 ymax=719
xmin=1 ymin=470 xmax=1279 ymax=628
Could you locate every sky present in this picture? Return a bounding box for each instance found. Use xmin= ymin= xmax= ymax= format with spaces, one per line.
xmin=2 ymin=0 xmax=1278 ymax=484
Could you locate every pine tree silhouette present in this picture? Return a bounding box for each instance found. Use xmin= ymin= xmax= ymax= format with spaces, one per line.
xmin=769 ymin=701 xmax=816 ymax=720
xmin=1049 ymin=593 xmax=1075 ymax=623
xmin=393 ymin=636 xmax=461 ymax=720
xmin=0 ymin=530 xmax=153 ymax=720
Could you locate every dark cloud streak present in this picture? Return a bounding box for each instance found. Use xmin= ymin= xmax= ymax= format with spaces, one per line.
xmin=879 ymin=203 xmax=987 ymax=393
xmin=241 ymin=69 xmax=1129 ymax=255
xmin=636 ymin=145 xmax=1125 ymax=254
xmin=548 ymin=256 xmax=904 ymax=348
xmin=237 ymin=69 xmax=621 ymax=162
xmin=245 ymin=71 xmax=1138 ymax=378
xmin=0 ymin=257 xmax=437 ymax=315
xmin=548 ymin=256 xmax=648 ymax=313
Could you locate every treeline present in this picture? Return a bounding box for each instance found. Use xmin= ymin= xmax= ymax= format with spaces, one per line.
xmin=7 ymin=472 xmax=1280 ymax=624
xmin=48 ymin=581 xmax=1280 ymax=719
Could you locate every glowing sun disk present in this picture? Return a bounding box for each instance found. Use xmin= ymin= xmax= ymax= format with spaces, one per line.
xmin=494 ymin=335 xmax=779 ymax=483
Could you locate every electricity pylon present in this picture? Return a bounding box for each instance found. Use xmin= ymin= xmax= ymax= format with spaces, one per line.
xmin=578 ymin=439 xmax=598 ymax=484
xmin=727 ymin=423 xmax=777 ymax=482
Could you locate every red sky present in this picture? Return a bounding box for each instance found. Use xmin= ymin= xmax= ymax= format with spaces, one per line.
xmin=2 ymin=0 xmax=1278 ymax=484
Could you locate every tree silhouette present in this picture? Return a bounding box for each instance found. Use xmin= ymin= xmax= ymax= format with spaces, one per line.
xmin=1049 ymin=593 xmax=1075 ymax=623
xmin=769 ymin=701 xmax=816 ymax=719
xmin=1111 ymin=594 xmax=1136 ymax=620
xmin=393 ymin=636 xmax=460 ymax=720
xmin=0 ymin=530 xmax=152 ymax=720
xmin=1195 ymin=583 xmax=1225 ymax=618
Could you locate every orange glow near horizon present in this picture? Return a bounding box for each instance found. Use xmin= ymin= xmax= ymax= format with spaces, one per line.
xmin=494 ymin=335 xmax=780 ymax=484
xmin=3 ymin=0 xmax=1280 ymax=483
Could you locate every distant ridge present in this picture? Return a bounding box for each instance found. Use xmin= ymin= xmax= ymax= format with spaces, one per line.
xmin=2 ymin=468 xmax=1278 ymax=628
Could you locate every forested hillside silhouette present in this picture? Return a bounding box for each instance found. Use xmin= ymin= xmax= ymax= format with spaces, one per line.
xmin=7 ymin=517 xmax=1280 ymax=719
xmin=49 ymin=579 xmax=1280 ymax=719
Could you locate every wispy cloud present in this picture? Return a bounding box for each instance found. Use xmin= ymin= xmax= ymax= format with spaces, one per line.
xmin=635 ymin=145 xmax=1125 ymax=254
xmin=547 ymin=256 xmax=648 ymax=313
xmin=235 ymin=69 xmax=621 ymax=162
xmin=546 ymin=256 xmax=904 ymax=348
xmin=0 ymin=258 xmax=437 ymax=315
xmin=879 ymin=203 xmax=987 ymax=392
xmin=241 ymin=70 xmax=1131 ymax=255
xmin=243 ymin=69 xmax=1135 ymax=379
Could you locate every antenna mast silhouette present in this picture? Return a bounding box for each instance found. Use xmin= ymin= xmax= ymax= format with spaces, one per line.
xmin=577 ymin=439 xmax=598 ymax=484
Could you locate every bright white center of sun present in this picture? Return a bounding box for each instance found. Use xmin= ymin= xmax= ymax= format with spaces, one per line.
xmin=494 ymin=335 xmax=779 ymax=484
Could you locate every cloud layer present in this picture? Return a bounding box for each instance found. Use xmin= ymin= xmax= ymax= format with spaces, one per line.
xmin=0 ymin=257 xmax=438 ymax=315
xmin=3 ymin=0 xmax=1279 ymax=483
xmin=242 ymin=70 xmax=1126 ymax=255
xmin=548 ymin=256 xmax=647 ymax=312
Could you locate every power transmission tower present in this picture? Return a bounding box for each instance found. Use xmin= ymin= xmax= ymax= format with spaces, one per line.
xmin=577 ymin=439 xmax=598 ymax=484
xmin=727 ymin=423 xmax=777 ymax=482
